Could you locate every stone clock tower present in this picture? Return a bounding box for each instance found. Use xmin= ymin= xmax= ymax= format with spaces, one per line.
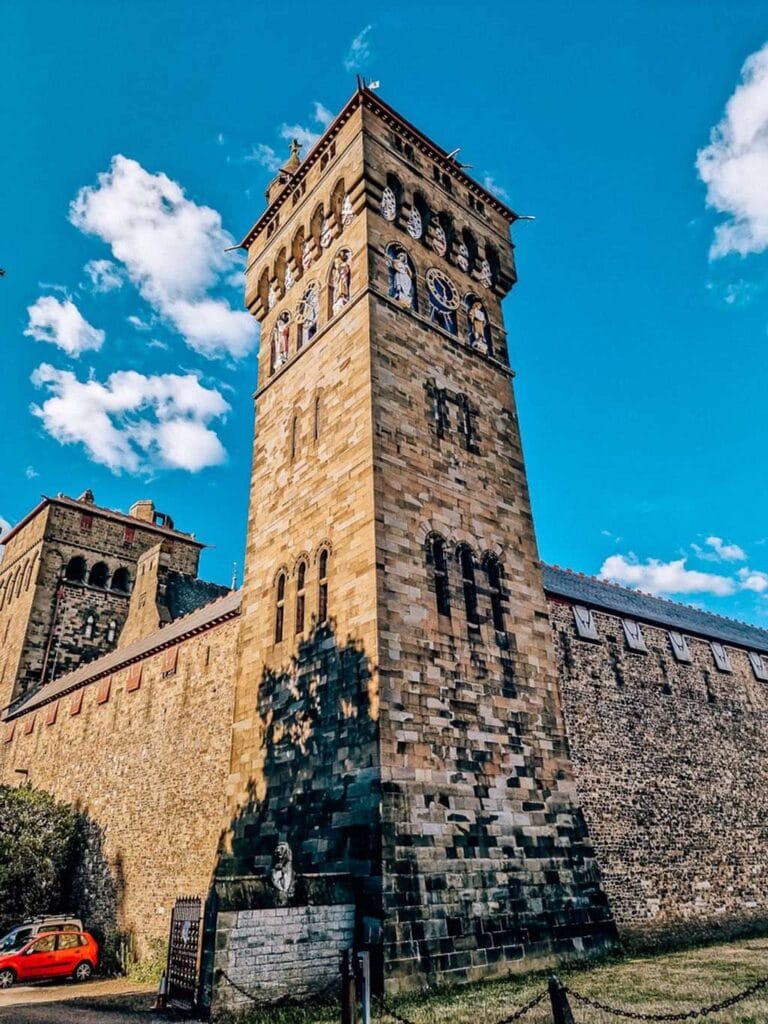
xmin=223 ymin=85 xmax=615 ymax=993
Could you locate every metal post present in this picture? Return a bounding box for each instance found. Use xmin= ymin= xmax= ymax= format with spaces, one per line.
xmin=357 ymin=951 xmax=371 ymax=1024
xmin=341 ymin=949 xmax=357 ymax=1024
xmin=548 ymin=974 xmax=576 ymax=1024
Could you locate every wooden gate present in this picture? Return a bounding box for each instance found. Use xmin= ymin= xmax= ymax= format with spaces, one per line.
xmin=166 ymin=895 xmax=203 ymax=1011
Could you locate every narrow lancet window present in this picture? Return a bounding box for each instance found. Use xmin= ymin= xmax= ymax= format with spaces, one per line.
xmin=275 ymin=572 xmax=286 ymax=643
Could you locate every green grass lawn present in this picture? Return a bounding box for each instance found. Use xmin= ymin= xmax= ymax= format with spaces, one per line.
xmin=216 ymin=938 xmax=768 ymax=1024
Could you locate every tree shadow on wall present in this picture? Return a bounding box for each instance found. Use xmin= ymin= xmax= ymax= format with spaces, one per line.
xmin=216 ymin=619 xmax=381 ymax=881
xmin=68 ymin=805 xmax=127 ymax=974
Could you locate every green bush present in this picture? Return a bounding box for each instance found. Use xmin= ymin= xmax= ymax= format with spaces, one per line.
xmin=0 ymin=784 xmax=78 ymax=935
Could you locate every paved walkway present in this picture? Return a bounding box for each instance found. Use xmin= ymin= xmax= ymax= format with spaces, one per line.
xmin=0 ymin=978 xmax=163 ymax=1022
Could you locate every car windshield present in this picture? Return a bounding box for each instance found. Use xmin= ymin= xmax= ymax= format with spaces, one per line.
xmin=0 ymin=928 xmax=32 ymax=953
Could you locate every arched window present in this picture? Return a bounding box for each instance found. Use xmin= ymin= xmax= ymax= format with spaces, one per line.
xmin=386 ymin=244 xmax=416 ymax=310
xmin=23 ymin=561 xmax=34 ymax=591
xmin=17 ymin=563 xmax=28 ymax=597
xmin=464 ymin=293 xmax=492 ymax=355
xmin=381 ymin=173 xmax=401 ymax=222
xmin=107 ymin=620 xmax=117 ymax=644
xmin=313 ymin=394 xmax=321 ymax=441
xmin=65 ymin=556 xmax=87 ymax=583
xmin=432 ymin=211 xmax=453 ymax=259
xmin=310 ymin=203 xmax=325 ymax=253
xmin=295 ymin=560 xmax=307 ymax=635
xmin=290 ymin=413 xmax=299 ymax=461
xmin=257 ymin=267 xmax=270 ymax=310
xmin=111 ymin=567 xmax=131 ymax=593
xmin=0 ymin=580 xmax=6 ymax=611
xmin=331 ymin=178 xmax=346 ymax=229
xmin=480 ymin=243 xmax=500 ymax=288
xmin=458 ymin=228 xmax=477 ymax=274
xmin=329 ymin=248 xmax=352 ymax=316
xmin=458 ymin=546 xmax=479 ymax=630
xmin=427 ymin=534 xmax=451 ymax=618
xmin=88 ymin=562 xmax=109 ymax=588
xmin=297 ymin=284 xmax=318 ymax=348
xmin=318 ymin=549 xmax=329 ymax=624
xmin=292 ymin=226 xmax=306 ymax=278
xmin=484 ymin=555 xmax=506 ymax=632
xmin=276 ymin=247 xmax=288 ymax=296
xmin=408 ymin=192 xmax=429 ymax=242
xmin=84 ymin=614 xmax=95 ymax=640
xmin=275 ymin=572 xmax=286 ymax=643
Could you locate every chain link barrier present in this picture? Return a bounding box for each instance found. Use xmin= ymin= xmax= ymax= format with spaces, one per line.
xmin=218 ymin=969 xmax=340 ymax=1006
xmin=565 ymin=974 xmax=768 ymax=1021
xmin=376 ymin=988 xmax=549 ymax=1024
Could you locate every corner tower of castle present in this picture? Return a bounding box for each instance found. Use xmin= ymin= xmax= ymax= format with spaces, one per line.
xmin=224 ymin=86 xmax=617 ymax=992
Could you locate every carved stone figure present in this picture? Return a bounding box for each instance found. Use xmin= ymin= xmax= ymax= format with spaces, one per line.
xmin=268 ymin=279 xmax=279 ymax=310
xmin=467 ymin=298 xmax=489 ymax=352
xmin=341 ymin=193 xmax=354 ymax=226
xmin=302 ymin=239 xmax=314 ymax=270
xmin=387 ymin=245 xmax=415 ymax=308
xmin=270 ymin=842 xmax=294 ymax=895
xmin=297 ymin=286 xmax=318 ymax=346
xmin=320 ymin=215 xmax=333 ymax=250
xmin=331 ymin=250 xmax=352 ymax=315
xmin=284 ymin=262 xmax=294 ymax=291
xmin=272 ymin=312 xmax=290 ymax=369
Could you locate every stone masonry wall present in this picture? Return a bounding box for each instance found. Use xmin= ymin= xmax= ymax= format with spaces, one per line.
xmin=551 ymin=597 xmax=768 ymax=946
xmin=0 ymin=498 xmax=202 ymax=708
xmin=363 ymin=109 xmax=616 ymax=994
xmin=0 ymin=613 xmax=239 ymax=957
xmin=214 ymin=904 xmax=355 ymax=1010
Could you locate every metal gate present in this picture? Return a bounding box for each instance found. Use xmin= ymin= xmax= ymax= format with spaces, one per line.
xmin=166 ymin=895 xmax=203 ymax=1011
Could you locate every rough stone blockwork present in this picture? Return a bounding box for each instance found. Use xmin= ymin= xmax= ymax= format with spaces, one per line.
xmin=551 ymin=596 xmax=768 ymax=946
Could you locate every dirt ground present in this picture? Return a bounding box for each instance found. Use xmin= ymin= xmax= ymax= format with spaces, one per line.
xmin=0 ymin=978 xmax=163 ymax=1023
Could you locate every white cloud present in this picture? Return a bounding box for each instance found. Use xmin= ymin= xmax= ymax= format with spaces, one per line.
xmin=69 ymin=155 xmax=257 ymax=359
xmin=84 ymin=258 xmax=123 ymax=293
xmin=343 ymin=25 xmax=373 ymax=72
xmin=697 ymin=42 xmax=768 ymax=258
xmin=248 ymin=103 xmax=333 ymax=171
xmin=24 ymin=295 xmax=105 ymax=356
xmin=704 ymin=535 xmax=746 ymax=561
xmin=738 ymin=567 xmax=768 ymax=593
xmin=313 ymin=102 xmax=333 ymax=128
xmin=482 ymin=174 xmax=510 ymax=201
xmin=25 ymin=466 xmax=38 ymax=480
xmin=244 ymin=143 xmax=282 ymax=172
xmin=31 ymin=362 xmax=230 ymax=475
xmin=127 ymin=314 xmax=151 ymax=331
xmin=600 ymin=553 xmax=736 ymax=597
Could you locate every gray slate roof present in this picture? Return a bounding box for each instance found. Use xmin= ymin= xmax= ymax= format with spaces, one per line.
xmin=542 ymin=564 xmax=768 ymax=654
xmin=4 ymin=589 xmax=241 ymax=721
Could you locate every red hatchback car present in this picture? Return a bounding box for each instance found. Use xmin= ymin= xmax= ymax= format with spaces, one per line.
xmin=0 ymin=931 xmax=98 ymax=988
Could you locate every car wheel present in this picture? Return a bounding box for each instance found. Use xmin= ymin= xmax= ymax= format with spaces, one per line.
xmin=0 ymin=968 xmax=14 ymax=989
xmin=74 ymin=961 xmax=93 ymax=983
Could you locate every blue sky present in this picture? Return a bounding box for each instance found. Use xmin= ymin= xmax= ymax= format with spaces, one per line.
xmin=2 ymin=2 xmax=768 ymax=623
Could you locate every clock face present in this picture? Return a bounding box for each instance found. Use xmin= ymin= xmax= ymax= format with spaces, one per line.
xmin=426 ymin=267 xmax=459 ymax=311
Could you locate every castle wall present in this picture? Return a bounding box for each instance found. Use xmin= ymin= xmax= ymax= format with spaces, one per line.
xmin=0 ymin=613 xmax=239 ymax=956
xmin=551 ymin=597 xmax=768 ymax=945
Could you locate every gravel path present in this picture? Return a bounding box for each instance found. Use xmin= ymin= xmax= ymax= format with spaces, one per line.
xmin=0 ymin=979 xmax=164 ymax=1022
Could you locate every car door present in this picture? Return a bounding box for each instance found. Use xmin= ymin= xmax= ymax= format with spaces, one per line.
xmin=54 ymin=933 xmax=82 ymax=975
xmin=20 ymin=935 xmax=58 ymax=980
